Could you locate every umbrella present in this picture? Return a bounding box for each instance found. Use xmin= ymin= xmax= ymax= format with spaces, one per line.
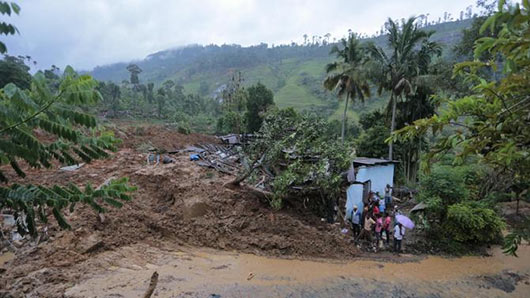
xmin=396 ymin=214 xmax=415 ymax=229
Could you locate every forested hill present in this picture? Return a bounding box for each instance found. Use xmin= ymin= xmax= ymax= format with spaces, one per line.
xmin=91 ymin=19 xmax=472 ymax=119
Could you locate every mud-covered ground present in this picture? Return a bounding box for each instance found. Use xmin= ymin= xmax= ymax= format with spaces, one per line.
xmin=0 ymin=124 xmax=358 ymax=297
xmin=1 ymin=124 xmax=529 ymax=297
xmin=65 ymin=244 xmax=530 ymax=297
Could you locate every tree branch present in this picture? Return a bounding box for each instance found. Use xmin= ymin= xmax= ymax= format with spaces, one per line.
xmin=0 ymin=91 xmax=63 ymax=134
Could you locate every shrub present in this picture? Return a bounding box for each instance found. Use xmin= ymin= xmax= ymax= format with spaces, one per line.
xmin=444 ymin=203 xmax=505 ymax=244
xmin=177 ymin=122 xmax=191 ymax=135
xmin=419 ymin=165 xmax=468 ymax=206
xmin=418 ymin=164 xmax=506 ymax=253
xmin=216 ymin=111 xmax=245 ymax=134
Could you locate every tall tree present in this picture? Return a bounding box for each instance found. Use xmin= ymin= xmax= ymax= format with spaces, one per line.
xmin=146 ymin=82 xmax=154 ymax=103
xmin=366 ymin=17 xmax=441 ymax=159
xmin=246 ymin=82 xmax=274 ymax=133
xmin=97 ymin=81 xmax=121 ymax=116
xmin=324 ymin=33 xmax=331 ymax=44
xmin=324 ymin=33 xmax=370 ymax=143
xmin=0 ymin=55 xmax=31 ymax=89
xmin=126 ymin=64 xmax=142 ymax=90
xmin=155 ymin=87 xmax=166 ymax=118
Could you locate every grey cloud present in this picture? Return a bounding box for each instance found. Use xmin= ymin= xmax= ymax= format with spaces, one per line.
xmin=4 ymin=0 xmax=476 ymax=70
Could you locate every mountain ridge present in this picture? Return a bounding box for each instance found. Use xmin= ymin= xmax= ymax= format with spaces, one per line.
xmin=91 ymin=19 xmax=472 ymax=120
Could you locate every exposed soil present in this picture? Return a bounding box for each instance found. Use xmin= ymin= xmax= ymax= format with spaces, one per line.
xmin=0 ymin=124 xmax=357 ymax=296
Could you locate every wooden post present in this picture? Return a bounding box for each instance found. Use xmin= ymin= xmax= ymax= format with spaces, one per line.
xmin=143 ymin=271 xmax=159 ymax=298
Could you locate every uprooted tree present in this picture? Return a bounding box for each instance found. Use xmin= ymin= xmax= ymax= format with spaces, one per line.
xmin=0 ymin=67 xmax=135 ymax=237
xmin=229 ymin=108 xmax=352 ymax=219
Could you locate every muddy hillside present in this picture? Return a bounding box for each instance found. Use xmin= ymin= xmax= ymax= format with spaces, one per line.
xmin=0 ymin=124 xmax=356 ymax=296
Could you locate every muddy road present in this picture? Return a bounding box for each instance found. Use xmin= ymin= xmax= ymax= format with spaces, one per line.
xmin=64 ymin=244 xmax=530 ymax=298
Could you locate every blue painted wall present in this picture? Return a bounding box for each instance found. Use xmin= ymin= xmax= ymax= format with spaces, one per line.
xmin=345 ymin=164 xmax=394 ymax=221
xmin=356 ymin=164 xmax=394 ymax=196
xmin=345 ymin=184 xmax=364 ymax=221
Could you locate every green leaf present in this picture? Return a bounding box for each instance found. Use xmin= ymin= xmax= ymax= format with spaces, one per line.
xmin=52 ymin=207 xmax=71 ymax=229
xmin=10 ymin=2 xmax=20 ymax=14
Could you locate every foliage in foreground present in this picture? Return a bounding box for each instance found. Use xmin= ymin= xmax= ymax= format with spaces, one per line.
xmin=394 ymin=0 xmax=530 ymax=255
xmin=0 ymin=67 xmax=135 ymax=236
xmin=0 ymin=1 xmax=19 ymax=54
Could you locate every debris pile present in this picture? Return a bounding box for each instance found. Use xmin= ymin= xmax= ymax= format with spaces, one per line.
xmin=183 ymin=140 xmax=275 ymax=192
xmin=184 ymin=143 xmax=241 ymax=175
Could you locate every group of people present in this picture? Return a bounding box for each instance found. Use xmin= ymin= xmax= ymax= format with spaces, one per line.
xmin=348 ymin=184 xmax=405 ymax=253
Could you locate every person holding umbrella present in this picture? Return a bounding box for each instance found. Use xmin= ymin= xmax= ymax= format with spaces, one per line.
xmin=393 ymin=222 xmax=405 ymax=253
xmin=393 ymin=214 xmax=414 ymax=253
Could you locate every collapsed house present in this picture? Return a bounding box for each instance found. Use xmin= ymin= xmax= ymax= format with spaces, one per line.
xmin=344 ymin=158 xmax=397 ymax=220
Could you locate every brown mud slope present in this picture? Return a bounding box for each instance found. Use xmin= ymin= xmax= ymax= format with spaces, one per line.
xmin=0 ymin=125 xmax=356 ymax=296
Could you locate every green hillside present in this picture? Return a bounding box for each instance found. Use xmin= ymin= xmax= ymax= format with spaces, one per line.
xmin=91 ymin=19 xmax=472 ymax=121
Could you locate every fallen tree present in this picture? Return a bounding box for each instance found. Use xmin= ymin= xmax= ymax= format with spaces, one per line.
xmin=228 ymin=108 xmax=352 ymax=217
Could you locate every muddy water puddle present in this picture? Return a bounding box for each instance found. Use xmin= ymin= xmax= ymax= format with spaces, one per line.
xmin=66 ymin=244 xmax=530 ymax=297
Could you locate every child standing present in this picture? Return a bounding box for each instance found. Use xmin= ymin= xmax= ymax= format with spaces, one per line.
xmin=382 ymin=213 xmax=392 ymax=245
xmin=375 ymin=214 xmax=383 ymax=250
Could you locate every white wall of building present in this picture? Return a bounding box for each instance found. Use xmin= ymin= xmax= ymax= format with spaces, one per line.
xmin=345 ymin=184 xmax=364 ymax=221
xmin=356 ymin=164 xmax=394 ymax=196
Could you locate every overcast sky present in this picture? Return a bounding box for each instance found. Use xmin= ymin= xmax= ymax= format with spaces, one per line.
xmin=3 ymin=0 xmax=477 ymax=70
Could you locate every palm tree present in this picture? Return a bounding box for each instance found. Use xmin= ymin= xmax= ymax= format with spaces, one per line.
xmin=366 ymin=17 xmax=441 ymax=160
xmin=324 ymin=33 xmax=370 ymax=143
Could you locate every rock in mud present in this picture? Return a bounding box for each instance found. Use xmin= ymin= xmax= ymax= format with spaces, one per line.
xmin=480 ymin=270 xmax=527 ymax=293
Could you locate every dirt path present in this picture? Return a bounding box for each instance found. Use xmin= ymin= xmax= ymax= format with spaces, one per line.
xmin=65 ymin=244 xmax=530 ymax=298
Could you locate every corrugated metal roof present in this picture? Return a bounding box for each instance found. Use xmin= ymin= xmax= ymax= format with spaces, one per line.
xmin=411 ymin=202 xmax=428 ymax=213
xmin=353 ymin=157 xmax=398 ymax=165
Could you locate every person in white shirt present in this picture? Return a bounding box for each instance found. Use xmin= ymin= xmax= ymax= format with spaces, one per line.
xmin=393 ymin=222 xmax=405 ymax=253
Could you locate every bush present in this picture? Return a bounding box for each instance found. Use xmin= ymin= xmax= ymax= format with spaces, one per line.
xmin=355 ymin=125 xmax=388 ymax=158
xmin=216 ymin=111 xmax=245 ymax=134
xmin=444 ymin=203 xmax=505 ymax=244
xmin=417 ymin=164 xmax=506 ymax=253
xmin=327 ymin=119 xmax=361 ymax=141
xmin=177 ymin=122 xmax=191 ymax=135
xmin=419 ymin=165 xmax=468 ymax=206
xmin=189 ymin=114 xmax=216 ymax=134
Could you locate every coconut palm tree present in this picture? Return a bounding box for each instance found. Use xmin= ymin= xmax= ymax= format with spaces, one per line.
xmin=324 ymin=33 xmax=370 ymax=143
xmin=366 ymin=17 xmax=441 ymax=160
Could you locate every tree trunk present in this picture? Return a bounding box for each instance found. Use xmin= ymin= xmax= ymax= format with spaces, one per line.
xmin=227 ymin=167 xmax=255 ymax=187
xmin=226 ymin=153 xmax=265 ymax=187
xmin=406 ymin=150 xmax=411 ymax=184
xmin=341 ymin=94 xmax=350 ymax=144
xmin=388 ymin=93 xmax=397 ymax=160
